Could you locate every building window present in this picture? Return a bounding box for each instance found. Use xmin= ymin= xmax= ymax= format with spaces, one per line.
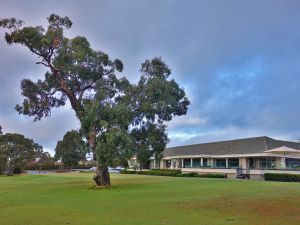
xmin=249 ymin=158 xmax=255 ymax=169
xmin=178 ymin=159 xmax=182 ymax=168
xmin=192 ymin=158 xmax=201 ymax=167
xmin=203 ymin=158 xmax=208 ymax=167
xmin=286 ymin=158 xmax=300 ymax=169
xmin=215 ymin=159 xmax=226 ymax=168
xmin=259 ymin=158 xmax=275 ymax=169
xmin=183 ymin=159 xmax=191 ymax=168
xmin=228 ymin=158 xmax=239 ymax=168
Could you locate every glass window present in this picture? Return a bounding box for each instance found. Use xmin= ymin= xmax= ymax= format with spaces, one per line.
xmin=249 ymin=158 xmax=255 ymax=169
xmin=203 ymin=158 xmax=208 ymax=167
xmin=228 ymin=158 xmax=239 ymax=168
xmin=259 ymin=158 xmax=275 ymax=169
xmin=192 ymin=158 xmax=201 ymax=167
xmin=183 ymin=159 xmax=191 ymax=168
xmin=286 ymin=158 xmax=300 ymax=169
xmin=178 ymin=159 xmax=182 ymax=168
xmin=215 ymin=159 xmax=226 ymax=168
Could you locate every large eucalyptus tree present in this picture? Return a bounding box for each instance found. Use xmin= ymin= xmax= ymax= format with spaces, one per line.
xmin=0 ymin=15 xmax=190 ymax=187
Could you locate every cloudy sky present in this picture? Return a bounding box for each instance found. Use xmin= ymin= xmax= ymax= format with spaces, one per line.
xmin=1 ymin=0 xmax=300 ymax=154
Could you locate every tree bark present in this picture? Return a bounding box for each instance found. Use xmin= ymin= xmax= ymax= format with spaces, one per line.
xmin=88 ymin=132 xmax=111 ymax=187
xmin=6 ymin=159 xmax=13 ymax=176
xmin=93 ymin=162 xmax=111 ymax=187
xmin=6 ymin=166 xmax=13 ymax=176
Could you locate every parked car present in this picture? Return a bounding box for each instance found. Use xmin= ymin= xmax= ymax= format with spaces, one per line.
xmin=115 ymin=166 xmax=125 ymax=171
xmin=89 ymin=167 xmax=96 ymax=171
xmin=89 ymin=166 xmax=125 ymax=173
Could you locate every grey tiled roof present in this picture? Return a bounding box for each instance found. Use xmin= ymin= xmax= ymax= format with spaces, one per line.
xmin=163 ymin=136 xmax=300 ymax=157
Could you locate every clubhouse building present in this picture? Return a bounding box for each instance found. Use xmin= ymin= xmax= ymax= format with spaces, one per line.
xmin=130 ymin=136 xmax=300 ymax=180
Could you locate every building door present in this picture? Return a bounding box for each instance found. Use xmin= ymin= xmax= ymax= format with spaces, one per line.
xmin=166 ymin=160 xmax=171 ymax=169
xmin=249 ymin=158 xmax=255 ymax=169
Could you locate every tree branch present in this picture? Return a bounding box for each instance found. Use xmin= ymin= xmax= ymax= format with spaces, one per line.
xmin=36 ymin=61 xmax=49 ymax=67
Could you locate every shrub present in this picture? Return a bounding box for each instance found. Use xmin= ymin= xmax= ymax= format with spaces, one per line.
xmin=24 ymin=164 xmax=93 ymax=170
xmin=24 ymin=164 xmax=60 ymax=170
xmin=120 ymin=170 xmax=226 ymax=179
xmin=264 ymin=173 xmax=300 ymax=182
xmin=13 ymin=167 xmax=22 ymax=174
xmin=120 ymin=170 xmax=137 ymax=174
xmin=196 ymin=173 xmax=226 ymax=178
xmin=72 ymin=165 xmax=93 ymax=169
xmin=175 ymin=173 xmax=226 ymax=178
xmin=207 ymin=173 xmax=226 ymax=178
xmin=120 ymin=169 xmax=181 ymax=176
xmin=176 ymin=172 xmax=199 ymax=177
xmin=139 ymin=170 xmax=181 ymax=176
xmin=151 ymin=169 xmax=181 ymax=174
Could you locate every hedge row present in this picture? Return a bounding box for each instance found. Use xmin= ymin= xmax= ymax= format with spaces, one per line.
xmin=24 ymin=164 xmax=60 ymax=170
xmin=264 ymin=173 xmax=300 ymax=182
xmin=151 ymin=169 xmax=182 ymax=173
xmin=176 ymin=172 xmax=226 ymax=178
xmin=120 ymin=170 xmax=226 ymax=178
xmin=24 ymin=164 xmax=93 ymax=170
xmin=120 ymin=169 xmax=181 ymax=176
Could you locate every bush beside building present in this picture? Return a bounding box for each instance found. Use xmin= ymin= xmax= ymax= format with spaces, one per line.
xmin=264 ymin=173 xmax=300 ymax=182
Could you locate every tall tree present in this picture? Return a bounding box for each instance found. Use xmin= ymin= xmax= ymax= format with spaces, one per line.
xmin=0 ymin=15 xmax=190 ymax=186
xmin=81 ymin=58 xmax=190 ymax=185
xmin=0 ymin=15 xmax=122 ymax=186
xmin=54 ymin=130 xmax=86 ymax=169
xmin=0 ymin=133 xmax=37 ymax=175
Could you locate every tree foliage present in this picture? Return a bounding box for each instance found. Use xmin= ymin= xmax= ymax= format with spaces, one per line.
xmin=34 ymin=144 xmax=53 ymax=171
xmin=0 ymin=14 xmax=122 ymax=121
xmin=0 ymin=133 xmax=38 ymax=175
xmin=81 ymin=57 xmax=190 ymax=174
xmin=54 ymin=130 xmax=87 ymax=169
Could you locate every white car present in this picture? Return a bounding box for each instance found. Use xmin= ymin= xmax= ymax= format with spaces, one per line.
xmin=89 ymin=166 xmax=125 ymax=173
xmin=89 ymin=167 xmax=96 ymax=171
xmin=115 ymin=166 xmax=125 ymax=171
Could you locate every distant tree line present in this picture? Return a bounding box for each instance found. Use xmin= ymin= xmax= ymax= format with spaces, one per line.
xmin=0 ymin=126 xmax=52 ymax=175
xmin=0 ymin=126 xmax=97 ymax=175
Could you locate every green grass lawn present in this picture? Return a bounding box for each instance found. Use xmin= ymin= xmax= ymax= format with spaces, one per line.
xmin=0 ymin=173 xmax=300 ymax=225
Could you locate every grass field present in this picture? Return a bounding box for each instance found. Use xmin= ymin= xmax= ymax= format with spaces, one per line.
xmin=0 ymin=173 xmax=300 ymax=225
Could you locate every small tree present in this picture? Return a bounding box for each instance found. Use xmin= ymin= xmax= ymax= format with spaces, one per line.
xmin=54 ymin=130 xmax=86 ymax=170
xmin=0 ymin=133 xmax=37 ymax=175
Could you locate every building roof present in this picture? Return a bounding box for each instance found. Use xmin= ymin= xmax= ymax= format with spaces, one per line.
xmin=163 ymin=136 xmax=300 ymax=157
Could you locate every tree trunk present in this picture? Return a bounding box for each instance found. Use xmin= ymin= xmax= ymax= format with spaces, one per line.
xmin=6 ymin=166 xmax=13 ymax=176
xmin=6 ymin=160 xmax=13 ymax=176
xmin=88 ymin=132 xmax=111 ymax=187
xmin=93 ymin=162 xmax=111 ymax=187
